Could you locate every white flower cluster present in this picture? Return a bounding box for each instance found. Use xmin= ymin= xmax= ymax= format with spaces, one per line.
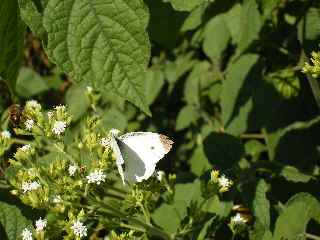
xmin=52 ymin=121 xmax=66 ymax=135
xmin=68 ymin=164 xmax=78 ymax=176
xmin=71 ymin=220 xmax=87 ymax=238
xmin=25 ymin=119 xmax=34 ymax=131
xmin=22 ymin=181 xmax=41 ymax=194
xmin=26 ymin=100 xmax=41 ymax=110
xmin=218 ymin=175 xmax=233 ymax=192
xmin=21 ymin=217 xmax=47 ymax=240
xmin=86 ymin=170 xmax=106 ymax=185
xmin=52 ymin=195 xmax=62 ymax=204
xmin=54 ymin=105 xmax=66 ymax=112
xmin=35 ymin=217 xmax=47 ymax=232
xmin=100 ymin=137 xmax=110 ymax=148
xmin=1 ymin=130 xmax=11 ymax=139
xmin=20 ymin=144 xmax=31 ymax=152
xmin=230 ymin=213 xmax=246 ymax=225
xmin=21 ymin=228 xmax=32 ymax=240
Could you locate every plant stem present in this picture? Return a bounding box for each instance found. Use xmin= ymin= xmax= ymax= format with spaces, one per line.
xmin=306 ymin=233 xmax=320 ymax=240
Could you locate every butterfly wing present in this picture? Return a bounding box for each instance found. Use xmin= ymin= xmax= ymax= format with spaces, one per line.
xmin=109 ymin=134 xmax=126 ymax=184
xmin=118 ymin=132 xmax=173 ymax=183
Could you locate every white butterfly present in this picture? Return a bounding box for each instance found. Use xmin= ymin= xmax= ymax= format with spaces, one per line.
xmin=109 ymin=129 xmax=173 ymax=184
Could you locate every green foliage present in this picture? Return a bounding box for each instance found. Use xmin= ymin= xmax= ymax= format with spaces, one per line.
xmin=0 ymin=201 xmax=32 ymax=240
xmin=0 ymin=0 xmax=320 ymax=239
xmin=0 ymin=0 xmax=25 ymax=94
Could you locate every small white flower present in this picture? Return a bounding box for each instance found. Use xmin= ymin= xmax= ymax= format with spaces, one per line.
xmin=86 ymin=86 xmax=93 ymax=93
xmin=20 ymin=144 xmax=31 ymax=152
xmin=52 ymin=121 xmax=66 ymax=135
xmin=156 ymin=171 xmax=165 ymax=182
xmin=68 ymin=164 xmax=77 ymax=176
xmin=52 ymin=195 xmax=62 ymax=204
xmin=71 ymin=220 xmax=87 ymax=238
xmin=26 ymin=100 xmax=41 ymax=110
xmin=231 ymin=213 xmax=246 ymax=225
xmin=100 ymin=137 xmax=110 ymax=148
xmin=54 ymin=105 xmax=66 ymax=112
xmin=1 ymin=130 xmax=11 ymax=139
xmin=218 ymin=175 xmax=233 ymax=190
xmin=47 ymin=111 xmax=54 ymax=119
xmin=35 ymin=217 xmax=47 ymax=232
xmin=86 ymin=170 xmax=106 ymax=185
xmin=25 ymin=119 xmax=34 ymax=130
xmin=22 ymin=181 xmax=41 ymax=194
xmin=21 ymin=228 xmax=33 ymax=240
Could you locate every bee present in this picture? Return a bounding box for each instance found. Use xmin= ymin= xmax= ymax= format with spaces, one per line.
xmin=232 ymin=204 xmax=254 ymax=224
xmin=9 ymin=104 xmax=24 ymax=127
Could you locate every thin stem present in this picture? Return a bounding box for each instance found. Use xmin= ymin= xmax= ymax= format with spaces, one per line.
xmin=240 ymin=133 xmax=266 ymax=139
xmin=120 ymin=222 xmax=146 ymax=233
xmin=137 ymin=202 xmax=151 ymax=225
xmin=306 ymin=233 xmax=320 ymax=240
xmin=11 ymin=138 xmax=32 ymax=145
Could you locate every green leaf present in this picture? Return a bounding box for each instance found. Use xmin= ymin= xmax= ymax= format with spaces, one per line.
xmin=203 ymin=15 xmax=230 ymax=60
xmin=0 ymin=0 xmax=25 ymax=93
xmin=197 ymin=217 xmax=214 ymax=240
xmin=152 ymin=204 xmax=180 ymax=234
xmin=298 ymin=7 xmax=320 ymax=53
xmin=18 ymin=0 xmax=45 ymax=37
xmin=265 ymin=116 xmax=320 ymax=170
xmin=144 ymin=68 xmax=165 ymax=105
xmin=224 ymin=3 xmax=242 ymax=44
xmin=189 ymin=146 xmax=211 ymax=176
xmin=0 ymin=201 xmax=32 ymax=240
xmin=203 ymin=132 xmax=244 ymax=170
xmin=202 ymin=195 xmax=232 ymax=217
xmin=280 ymin=166 xmax=313 ymax=183
xmin=237 ymin=0 xmax=262 ymax=53
xmin=101 ymin=108 xmax=128 ymax=132
xmin=184 ymin=61 xmax=210 ymax=105
xmin=181 ymin=4 xmax=207 ymax=32
xmin=146 ymin=0 xmax=187 ymax=48
xmin=15 ymin=67 xmax=49 ymax=97
xmin=273 ymin=193 xmax=320 ymax=240
xmin=65 ymin=85 xmax=90 ymax=122
xmin=244 ymin=140 xmax=266 ymax=161
xmin=175 ymin=105 xmax=198 ymax=131
xmin=221 ymin=54 xmax=259 ymax=133
xmin=253 ymin=180 xmax=270 ymax=229
xmin=43 ymin=0 xmax=151 ymax=115
xmin=174 ymin=179 xmax=203 ymax=218
xmin=169 ymin=0 xmax=203 ymax=12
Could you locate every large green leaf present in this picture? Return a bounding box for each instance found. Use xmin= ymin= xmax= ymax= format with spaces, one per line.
xmin=202 ymin=195 xmax=232 ymax=217
xmin=43 ymin=0 xmax=151 ymax=115
xmin=221 ymin=54 xmax=259 ymax=134
xmin=0 ymin=0 xmax=25 ymax=93
xmin=273 ymin=193 xmax=320 ymax=240
xmin=0 ymin=201 xmax=32 ymax=240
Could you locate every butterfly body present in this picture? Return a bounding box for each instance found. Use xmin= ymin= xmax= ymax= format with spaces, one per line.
xmin=110 ymin=131 xmax=173 ymax=184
